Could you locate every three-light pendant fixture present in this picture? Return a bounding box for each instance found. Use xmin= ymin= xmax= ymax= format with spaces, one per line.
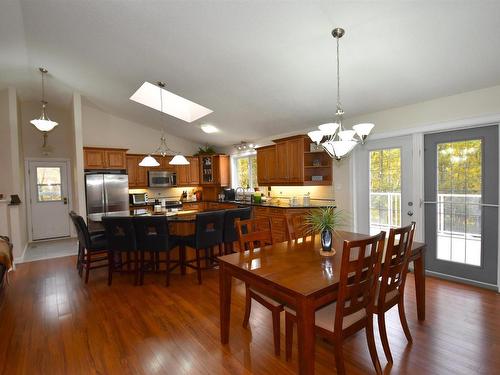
xmin=308 ymin=27 xmax=374 ymax=160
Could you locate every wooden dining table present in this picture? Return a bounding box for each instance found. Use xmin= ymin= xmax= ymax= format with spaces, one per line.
xmin=218 ymin=231 xmax=426 ymax=375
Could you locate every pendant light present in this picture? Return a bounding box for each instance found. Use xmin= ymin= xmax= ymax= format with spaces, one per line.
xmin=308 ymin=28 xmax=374 ymax=160
xmin=139 ymin=82 xmax=190 ymax=166
xmin=30 ymin=68 xmax=59 ymax=132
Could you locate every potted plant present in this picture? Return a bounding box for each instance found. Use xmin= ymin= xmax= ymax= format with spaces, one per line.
xmin=305 ymin=206 xmax=345 ymax=252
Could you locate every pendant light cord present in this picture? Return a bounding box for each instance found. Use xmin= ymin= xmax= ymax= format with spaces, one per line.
xmin=41 ymin=69 xmax=46 ymax=105
xmin=336 ymin=35 xmax=341 ymax=113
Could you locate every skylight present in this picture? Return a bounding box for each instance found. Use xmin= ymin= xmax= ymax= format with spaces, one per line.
xmin=130 ymin=82 xmax=213 ymax=123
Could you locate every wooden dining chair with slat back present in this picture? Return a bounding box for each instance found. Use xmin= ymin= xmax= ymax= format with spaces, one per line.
xmin=374 ymin=222 xmax=416 ymax=364
xmin=236 ymin=217 xmax=284 ymax=356
xmin=285 ymin=231 xmax=386 ymax=375
xmin=285 ymin=212 xmax=314 ymax=241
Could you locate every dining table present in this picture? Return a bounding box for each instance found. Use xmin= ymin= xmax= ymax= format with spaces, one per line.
xmin=218 ymin=231 xmax=426 ymax=375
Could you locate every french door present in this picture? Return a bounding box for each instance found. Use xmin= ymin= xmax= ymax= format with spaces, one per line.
xmin=424 ymin=126 xmax=498 ymax=286
xmin=355 ymin=136 xmax=414 ymax=235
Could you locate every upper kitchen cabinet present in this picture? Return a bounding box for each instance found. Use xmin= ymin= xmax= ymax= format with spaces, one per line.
xmin=126 ymin=154 xmax=148 ymax=188
xmin=84 ymin=147 xmax=128 ymax=170
xmin=175 ymin=156 xmax=200 ymax=186
xmin=256 ymin=135 xmax=331 ymax=186
xmin=200 ymin=155 xmax=229 ymax=186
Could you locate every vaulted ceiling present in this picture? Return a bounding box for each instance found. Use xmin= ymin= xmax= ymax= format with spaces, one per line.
xmin=2 ymin=1 xmax=500 ymax=146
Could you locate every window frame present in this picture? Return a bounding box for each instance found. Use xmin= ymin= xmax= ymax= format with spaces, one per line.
xmin=231 ymin=152 xmax=257 ymax=189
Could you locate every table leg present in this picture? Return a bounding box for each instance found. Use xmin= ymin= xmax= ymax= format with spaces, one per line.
xmin=413 ymin=252 xmax=426 ymax=321
xmin=219 ymin=263 xmax=232 ymax=344
xmin=180 ymin=245 xmax=186 ymax=275
xmin=296 ymin=297 xmax=315 ymax=375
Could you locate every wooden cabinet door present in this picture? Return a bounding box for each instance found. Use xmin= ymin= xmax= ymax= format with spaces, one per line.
xmin=218 ymin=155 xmax=230 ymax=186
xmin=126 ymin=155 xmax=138 ymax=188
xmin=84 ymin=149 xmax=106 ymax=169
xmin=275 ymin=142 xmax=288 ymax=182
xmin=189 ymin=157 xmax=200 ymax=185
xmin=175 ymin=164 xmax=190 ymax=186
xmin=287 ymin=138 xmax=304 ymax=182
xmin=106 ymin=150 xmax=126 ymax=169
xmin=257 ymin=149 xmax=267 ymax=184
xmin=137 ymin=162 xmax=148 ymax=187
xmin=257 ymin=146 xmax=276 ymax=185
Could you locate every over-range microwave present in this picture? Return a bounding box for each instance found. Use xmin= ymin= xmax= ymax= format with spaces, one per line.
xmin=148 ymin=170 xmax=176 ymax=187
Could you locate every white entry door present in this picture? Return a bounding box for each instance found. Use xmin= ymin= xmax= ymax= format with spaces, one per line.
xmin=28 ymin=160 xmax=71 ymax=240
xmin=355 ymin=136 xmax=415 ymax=235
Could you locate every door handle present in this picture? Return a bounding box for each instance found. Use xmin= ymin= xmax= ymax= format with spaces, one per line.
xmin=63 ymin=197 xmax=68 ymax=205
xmin=407 ymin=211 xmax=413 ymax=216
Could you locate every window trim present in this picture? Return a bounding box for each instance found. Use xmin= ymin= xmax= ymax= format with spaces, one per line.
xmin=231 ymin=152 xmax=257 ymax=188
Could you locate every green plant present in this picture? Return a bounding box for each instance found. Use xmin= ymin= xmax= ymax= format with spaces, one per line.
xmin=305 ymin=206 xmax=345 ymax=234
xmin=194 ymin=145 xmax=216 ymax=156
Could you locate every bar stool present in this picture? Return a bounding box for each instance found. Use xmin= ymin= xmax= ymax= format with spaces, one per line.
xmin=223 ymin=207 xmax=251 ymax=253
xmin=180 ymin=210 xmax=225 ymax=284
xmin=102 ymin=216 xmax=138 ymax=286
xmin=133 ymin=216 xmax=181 ymax=286
xmin=69 ymin=211 xmax=108 ymax=283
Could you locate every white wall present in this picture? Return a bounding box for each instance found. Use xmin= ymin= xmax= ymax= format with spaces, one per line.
xmin=81 ymin=99 xmax=201 ymax=154
xmin=0 ymin=89 xmax=12 ymax=196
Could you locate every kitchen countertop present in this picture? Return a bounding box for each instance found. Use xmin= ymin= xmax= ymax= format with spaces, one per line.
xmin=202 ymin=199 xmax=336 ymax=209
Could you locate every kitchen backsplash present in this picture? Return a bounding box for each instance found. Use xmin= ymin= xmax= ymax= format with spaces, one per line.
xmin=258 ymin=185 xmax=334 ymax=200
xmin=129 ymin=187 xmax=198 ymax=200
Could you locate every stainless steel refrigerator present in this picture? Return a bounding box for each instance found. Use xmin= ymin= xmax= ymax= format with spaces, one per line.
xmin=85 ymin=173 xmax=129 ymax=216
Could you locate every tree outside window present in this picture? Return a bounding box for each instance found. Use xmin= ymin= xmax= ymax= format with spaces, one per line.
xmin=234 ymin=155 xmax=258 ymax=188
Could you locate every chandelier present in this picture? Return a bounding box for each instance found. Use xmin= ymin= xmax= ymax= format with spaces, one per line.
xmin=30 ymin=67 xmax=59 ymax=132
xmin=139 ymin=82 xmax=190 ymax=166
xmin=308 ymin=28 xmax=374 ymax=160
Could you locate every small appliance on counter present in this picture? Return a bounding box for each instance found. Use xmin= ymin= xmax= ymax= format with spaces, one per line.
xmin=223 ymin=188 xmax=236 ymax=201
xmin=130 ymin=192 xmax=148 ymax=205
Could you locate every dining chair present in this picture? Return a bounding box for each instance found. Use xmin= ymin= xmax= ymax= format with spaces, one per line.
xmin=133 ymin=216 xmax=181 ymax=286
xmin=180 ymin=210 xmax=225 ymax=284
xmin=69 ymin=211 xmax=108 ymax=283
xmin=236 ymin=217 xmax=284 ymax=356
xmin=285 ymin=231 xmax=386 ymax=375
xmin=102 ymin=216 xmax=138 ymax=286
xmin=222 ymin=207 xmax=252 ymax=254
xmin=374 ymin=222 xmax=416 ymax=364
xmin=285 ymin=212 xmax=313 ymax=241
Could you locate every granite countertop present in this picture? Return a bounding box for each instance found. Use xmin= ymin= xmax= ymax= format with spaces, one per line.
xmin=204 ymin=199 xmax=336 ymax=209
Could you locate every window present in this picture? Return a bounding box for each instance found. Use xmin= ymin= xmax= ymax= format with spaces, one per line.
xmin=232 ymin=155 xmax=258 ymax=188
xmin=36 ymin=167 xmax=62 ymax=202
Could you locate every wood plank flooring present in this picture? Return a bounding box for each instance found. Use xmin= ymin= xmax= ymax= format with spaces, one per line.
xmin=0 ymin=255 xmax=499 ymax=374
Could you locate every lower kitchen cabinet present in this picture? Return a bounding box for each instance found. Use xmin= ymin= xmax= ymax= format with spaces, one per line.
xmin=252 ymin=206 xmax=310 ymax=243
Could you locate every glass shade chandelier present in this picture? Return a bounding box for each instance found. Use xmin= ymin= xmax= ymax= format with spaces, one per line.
xmin=30 ymin=67 xmax=59 ymax=132
xmin=308 ymin=28 xmax=374 ymax=161
xmin=139 ymin=82 xmax=190 ymax=166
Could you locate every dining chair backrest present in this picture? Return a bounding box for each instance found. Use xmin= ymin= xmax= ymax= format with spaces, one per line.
xmin=193 ymin=210 xmax=225 ymax=249
xmin=133 ymin=216 xmax=170 ymax=252
xmin=69 ymin=211 xmax=91 ymax=248
xmin=378 ymin=222 xmax=416 ymax=307
xmin=285 ymin=212 xmax=313 ymax=241
xmin=236 ymin=217 xmax=274 ymax=251
xmin=335 ymin=231 xmax=385 ymax=333
xmin=223 ymin=207 xmax=252 ymax=243
xmin=102 ymin=216 xmax=137 ymax=251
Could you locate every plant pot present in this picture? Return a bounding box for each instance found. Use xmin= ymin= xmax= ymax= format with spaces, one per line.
xmin=321 ymin=229 xmax=332 ymax=252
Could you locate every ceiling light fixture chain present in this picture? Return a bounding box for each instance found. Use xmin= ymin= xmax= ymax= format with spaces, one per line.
xmin=308 ymin=27 xmax=374 ymax=161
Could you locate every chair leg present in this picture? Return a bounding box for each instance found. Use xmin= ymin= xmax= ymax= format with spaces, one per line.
xmin=285 ymin=312 xmax=294 ymax=361
xmin=333 ymin=340 xmax=346 ymax=375
xmin=84 ymin=251 xmax=91 ymax=284
xmin=218 ymin=243 xmax=223 ymax=257
xmin=272 ymin=308 xmax=281 ymax=356
xmin=378 ymin=312 xmax=393 ymax=364
xmin=398 ymin=298 xmax=413 ymax=343
xmin=126 ymin=252 xmax=131 ymax=272
xmin=195 ymin=248 xmax=202 ymax=284
xmin=107 ymin=250 xmax=113 ymax=286
xmin=165 ymin=250 xmax=171 ymax=287
xmin=366 ymin=315 xmax=382 ymax=375
xmin=242 ymin=284 xmax=252 ymax=328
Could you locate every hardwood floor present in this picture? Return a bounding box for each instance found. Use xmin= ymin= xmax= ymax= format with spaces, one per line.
xmin=0 ymin=255 xmax=499 ymax=374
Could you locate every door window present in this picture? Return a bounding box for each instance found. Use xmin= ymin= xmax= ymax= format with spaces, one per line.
xmin=369 ymin=148 xmax=401 ymax=235
xmin=36 ymin=167 xmax=62 ymax=202
xmin=436 ymin=140 xmax=482 ymax=266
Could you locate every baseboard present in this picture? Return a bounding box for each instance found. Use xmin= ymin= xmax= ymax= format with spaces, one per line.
xmin=13 ymin=243 xmax=28 ymax=267
xmin=425 ymin=270 xmax=498 ymax=291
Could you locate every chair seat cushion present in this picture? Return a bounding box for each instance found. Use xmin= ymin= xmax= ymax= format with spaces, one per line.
xmin=374 ymin=280 xmax=400 ymax=307
xmin=249 ymin=287 xmax=283 ymax=307
xmin=285 ymin=302 xmax=366 ymax=332
xmin=89 ymin=234 xmax=107 ymax=251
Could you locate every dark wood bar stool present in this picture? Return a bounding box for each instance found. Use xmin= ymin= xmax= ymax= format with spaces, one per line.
xmin=180 ymin=210 xmax=225 ymax=284
xmin=236 ymin=217 xmax=284 ymax=356
xmin=284 ymin=231 xmax=386 ymax=375
xmin=133 ymin=216 xmax=180 ymax=286
xmin=102 ymin=216 xmax=138 ymax=286
xmin=222 ymin=207 xmax=251 ymax=254
xmin=69 ymin=211 xmax=108 ymax=283
xmin=374 ymin=222 xmax=416 ymax=364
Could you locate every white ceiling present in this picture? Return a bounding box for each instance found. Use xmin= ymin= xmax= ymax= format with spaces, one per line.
xmin=2 ymin=1 xmax=500 ymax=146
